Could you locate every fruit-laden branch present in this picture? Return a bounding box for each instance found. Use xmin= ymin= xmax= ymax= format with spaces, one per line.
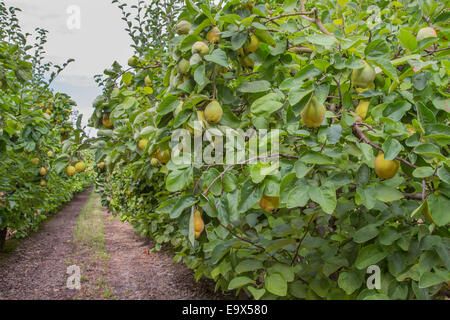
xmin=262 ymin=8 xmax=333 ymax=37
xmin=424 ymin=46 xmax=450 ymax=56
xmin=202 ymin=153 xmax=299 ymax=196
xmin=352 ymin=122 xmax=419 ymax=169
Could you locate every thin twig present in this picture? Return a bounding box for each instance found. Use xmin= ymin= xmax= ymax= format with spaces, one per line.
xmin=262 ymin=10 xmax=315 ymax=24
xmin=423 ymin=46 xmax=450 ymax=56
xmin=291 ymin=215 xmax=314 ymax=266
xmin=421 ymin=179 xmax=426 ymax=201
xmin=352 ymin=123 xmax=419 ymax=169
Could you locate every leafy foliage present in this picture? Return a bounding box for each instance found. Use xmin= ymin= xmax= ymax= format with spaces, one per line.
xmin=0 ymin=2 xmax=94 ymax=248
xmin=91 ymin=0 xmax=449 ymax=299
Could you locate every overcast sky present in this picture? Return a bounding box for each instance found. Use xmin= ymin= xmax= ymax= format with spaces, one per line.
xmin=5 ymin=0 xmax=136 ymax=132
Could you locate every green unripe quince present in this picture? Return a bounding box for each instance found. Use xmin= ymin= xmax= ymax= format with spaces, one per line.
xmin=75 ymin=161 xmax=86 ymax=173
xmin=245 ymin=34 xmax=259 ymax=54
xmin=66 ymin=165 xmax=76 ymax=176
xmin=178 ymin=59 xmax=190 ymax=74
xmin=192 ymin=41 xmax=209 ymax=57
xmin=128 ymin=56 xmax=140 ymax=68
xmin=301 ymin=96 xmax=326 ymax=128
xmin=351 ymin=62 xmax=376 ymax=89
xmin=175 ymin=20 xmax=192 ymax=35
xmin=204 ymin=100 xmax=223 ymax=125
xmin=144 ymin=75 xmax=152 ymax=87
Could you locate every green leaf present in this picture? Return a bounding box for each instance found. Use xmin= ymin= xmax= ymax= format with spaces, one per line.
xmin=235 ymin=259 xmax=263 ymax=274
xmin=414 ymin=143 xmax=446 ymax=161
xmin=282 ymin=0 xmax=297 ymax=12
xmin=204 ymin=49 xmax=228 ymax=67
xmin=353 ymin=224 xmax=379 ymax=243
xmin=338 ymin=271 xmax=363 ymax=295
xmin=382 ymin=136 xmax=403 ymax=160
xmin=294 ymin=160 xmax=311 ymax=178
xmin=306 ymin=34 xmax=337 ymax=48
xmin=122 ymin=72 xmax=133 ymax=85
xmin=367 ymin=58 xmax=399 ymax=83
xmin=185 ymin=0 xmax=200 ymax=14
xmin=378 ymin=227 xmax=400 ymax=246
xmin=398 ymin=29 xmax=417 ymax=52
xmin=308 ymin=182 xmax=336 ymax=214
xmin=238 ymin=180 xmax=263 ymax=213
xmin=289 ymin=281 xmax=307 ymax=299
xmin=265 ymin=274 xmax=287 ymax=296
xmin=194 ymin=63 xmax=208 ymax=86
xmin=250 ymin=93 xmax=283 ymax=116
xmin=428 ymin=194 xmax=450 ymax=227
xmin=231 ymin=31 xmax=248 ymax=50
xmin=300 ymin=152 xmax=333 ymax=165
xmin=309 ymin=277 xmax=330 ymax=298
xmin=355 ymin=244 xmax=388 ymax=270
xmin=280 ymin=65 xmax=321 ymax=89
xmin=437 ymin=166 xmax=450 ymax=185
xmin=419 ymin=269 xmax=450 ymax=288
xmin=247 ymin=287 xmax=266 ymax=300
xmin=417 ymin=102 xmax=436 ymax=125
xmin=170 ymin=195 xmax=197 ymax=219
xmin=188 ymin=208 xmax=195 ymax=247
xmin=228 ymin=276 xmax=255 ymax=290
xmin=288 ymin=88 xmax=312 ymax=106
xmin=412 ymin=167 xmax=434 ymax=178
xmin=215 ymin=198 xmax=230 ymax=226
xmin=166 ymin=168 xmax=193 ymax=192
xmin=268 ymin=263 xmax=295 ymax=282
xmin=286 ymin=185 xmax=309 ymax=208
xmin=157 ymin=95 xmax=180 ymax=115
xmin=374 ymin=185 xmax=404 ymax=202
xmin=239 ymin=80 xmax=271 ymax=93
xmin=365 ymin=39 xmax=390 ymax=58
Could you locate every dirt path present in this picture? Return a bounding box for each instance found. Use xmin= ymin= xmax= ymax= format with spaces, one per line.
xmin=99 ymin=208 xmax=233 ymax=300
xmin=0 ymin=187 xmax=92 ymax=300
xmin=0 ymin=189 xmax=234 ymax=300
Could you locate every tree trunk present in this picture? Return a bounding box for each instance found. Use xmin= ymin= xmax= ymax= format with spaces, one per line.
xmin=0 ymin=228 xmax=6 ymax=253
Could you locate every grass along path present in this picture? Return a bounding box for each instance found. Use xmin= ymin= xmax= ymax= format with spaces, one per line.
xmin=69 ymin=191 xmax=114 ymax=299
xmin=74 ymin=191 xmax=234 ymax=300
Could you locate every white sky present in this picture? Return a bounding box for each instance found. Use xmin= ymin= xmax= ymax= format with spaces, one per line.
xmin=4 ymin=0 xmax=135 ymax=131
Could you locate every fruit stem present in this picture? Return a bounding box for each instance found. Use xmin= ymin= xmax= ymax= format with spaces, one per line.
xmin=352 ymin=123 xmax=423 ymax=170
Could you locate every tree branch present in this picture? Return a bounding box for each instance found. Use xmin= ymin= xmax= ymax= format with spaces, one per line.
xmin=351 ymin=123 xmax=419 ymax=169
xmin=262 ymin=10 xmax=315 ymax=24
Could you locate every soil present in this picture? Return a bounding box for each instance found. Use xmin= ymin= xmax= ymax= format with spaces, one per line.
xmin=95 ymin=207 xmax=234 ymax=300
xmin=0 ymin=187 xmax=235 ymax=300
xmin=0 ymin=188 xmax=91 ymax=300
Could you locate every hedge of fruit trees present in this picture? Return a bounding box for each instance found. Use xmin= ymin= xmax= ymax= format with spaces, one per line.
xmin=0 ymin=3 xmax=95 ymax=251
xmin=91 ymin=0 xmax=449 ymax=299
